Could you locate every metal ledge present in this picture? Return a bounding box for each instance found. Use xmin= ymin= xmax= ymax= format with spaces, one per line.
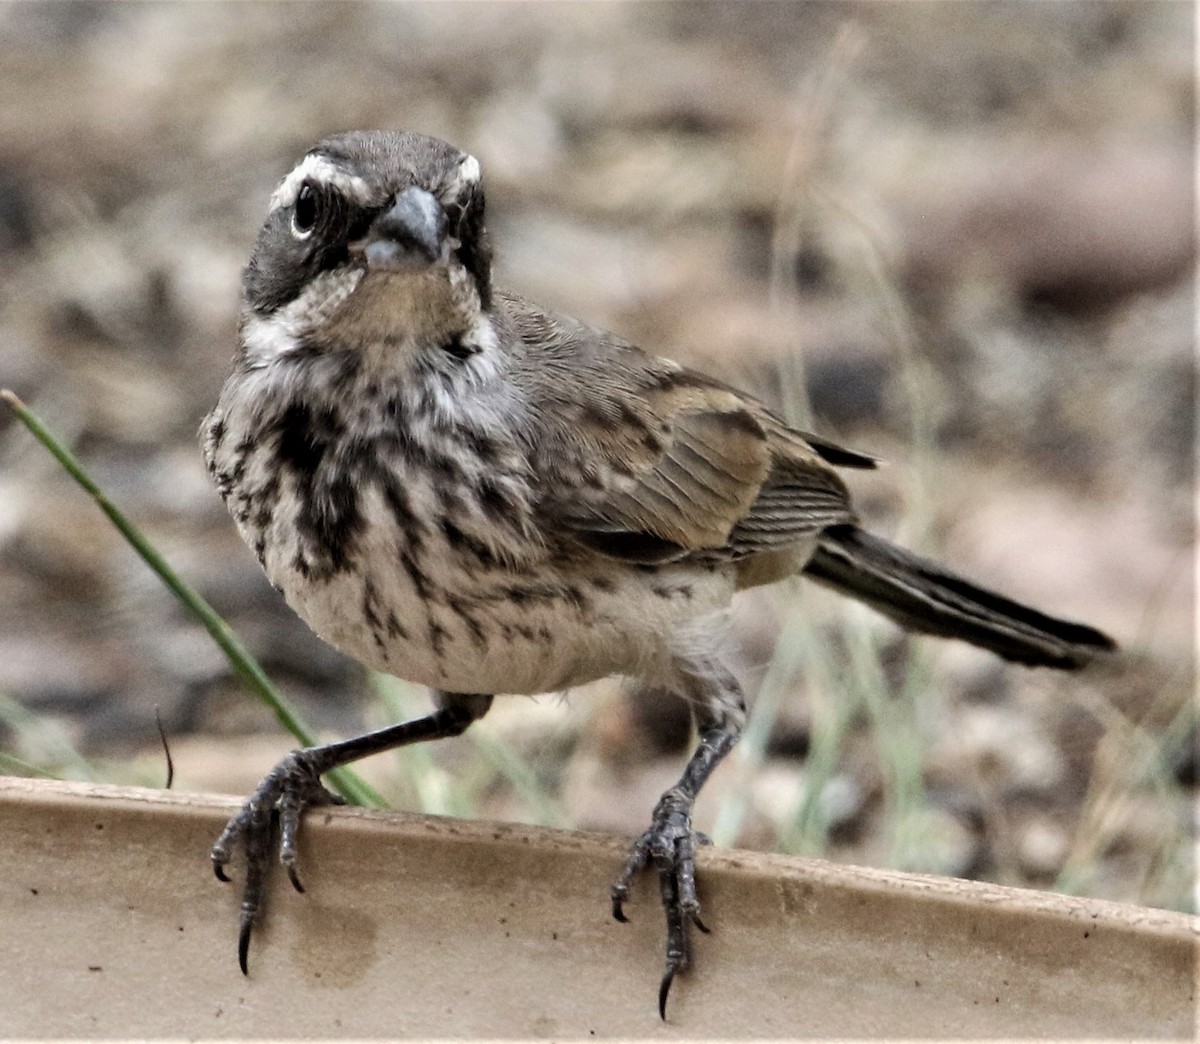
xmin=1 ymin=777 xmax=1194 ymax=1038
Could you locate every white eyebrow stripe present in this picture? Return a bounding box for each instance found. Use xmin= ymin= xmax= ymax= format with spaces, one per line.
xmin=439 ymin=153 xmax=481 ymax=205
xmin=269 ymin=153 xmax=374 ymax=212
xmin=457 ymin=154 xmax=481 ymax=185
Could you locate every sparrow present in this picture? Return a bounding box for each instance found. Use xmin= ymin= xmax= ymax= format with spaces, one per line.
xmin=201 ymin=130 xmax=1116 ymax=1018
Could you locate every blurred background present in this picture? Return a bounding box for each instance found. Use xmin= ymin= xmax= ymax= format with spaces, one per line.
xmin=0 ymin=1 xmax=1193 ymax=912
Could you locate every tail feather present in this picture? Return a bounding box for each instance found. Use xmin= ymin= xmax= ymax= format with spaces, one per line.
xmin=803 ymin=525 xmax=1116 ymax=669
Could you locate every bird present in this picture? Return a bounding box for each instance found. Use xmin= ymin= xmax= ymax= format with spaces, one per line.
xmin=201 ymin=129 xmax=1116 ymax=1018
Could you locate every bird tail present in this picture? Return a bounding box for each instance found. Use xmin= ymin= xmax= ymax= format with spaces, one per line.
xmin=803 ymin=525 xmax=1116 ymax=669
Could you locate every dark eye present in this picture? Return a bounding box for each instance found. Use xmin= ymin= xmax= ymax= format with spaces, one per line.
xmin=292 ymin=182 xmax=319 ymax=236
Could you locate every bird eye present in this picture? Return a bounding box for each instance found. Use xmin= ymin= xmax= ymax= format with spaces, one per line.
xmin=292 ymin=182 xmax=319 ymax=237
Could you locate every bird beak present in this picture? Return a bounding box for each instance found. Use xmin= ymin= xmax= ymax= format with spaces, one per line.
xmin=359 ymin=186 xmax=449 ymax=271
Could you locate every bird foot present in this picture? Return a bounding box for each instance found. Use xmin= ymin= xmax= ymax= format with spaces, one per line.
xmin=210 ymin=749 xmax=344 ymax=973
xmin=611 ymin=789 xmax=712 ymax=1020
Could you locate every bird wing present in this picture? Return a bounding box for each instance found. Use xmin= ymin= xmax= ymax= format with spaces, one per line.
xmin=500 ymin=292 xmax=870 ymax=565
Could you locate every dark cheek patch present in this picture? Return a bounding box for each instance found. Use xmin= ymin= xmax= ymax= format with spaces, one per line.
xmin=244 ymin=220 xmax=312 ymax=314
xmin=244 ymin=200 xmax=361 ymax=315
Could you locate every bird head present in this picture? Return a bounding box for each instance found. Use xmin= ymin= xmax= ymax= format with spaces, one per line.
xmin=240 ymin=131 xmax=493 ymax=364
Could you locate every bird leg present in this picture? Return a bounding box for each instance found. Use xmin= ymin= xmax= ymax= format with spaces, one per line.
xmin=212 ymin=690 xmax=493 ymax=973
xmin=611 ymin=660 xmax=745 ymax=1019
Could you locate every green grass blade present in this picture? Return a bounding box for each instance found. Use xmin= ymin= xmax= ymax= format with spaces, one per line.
xmin=0 ymin=691 xmax=97 ymax=780
xmin=1 ymin=389 xmax=384 ymax=808
xmin=0 ymin=751 xmax=65 ymax=780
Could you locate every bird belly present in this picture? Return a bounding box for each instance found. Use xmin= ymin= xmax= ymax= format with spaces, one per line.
xmin=269 ymin=539 xmax=734 ymax=696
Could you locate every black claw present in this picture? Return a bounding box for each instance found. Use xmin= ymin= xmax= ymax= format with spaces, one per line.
xmin=658 ymin=967 xmax=675 ymax=1021
xmin=693 ymin=914 xmax=710 ymax=934
xmin=214 ymin=748 xmax=349 ymax=978
xmin=612 ymin=899 xmax=628 ymax=923
xmin=237 ymin=914 xmax=252 ymax=976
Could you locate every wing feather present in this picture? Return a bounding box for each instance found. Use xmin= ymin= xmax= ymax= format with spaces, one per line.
xmin=499 ymin=291 xmax=870 ymax=566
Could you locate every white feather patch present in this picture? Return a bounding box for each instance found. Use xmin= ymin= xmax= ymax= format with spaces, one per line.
xmin=270 ymin=154 xmax=374 ymax=212
xmin=241 ymin=268 xmax=365 ymax=362
xmin=456 ymin=154 xmax=481 ymax=185
xmin=241 ymin=314 xmax=297 ymax=360
xmin=462 ymin=311 xmax=499 ymax=354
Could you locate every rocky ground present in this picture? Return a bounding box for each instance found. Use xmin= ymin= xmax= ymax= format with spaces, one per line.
xmin=0 ymin=2 xmax=1193 ymax=912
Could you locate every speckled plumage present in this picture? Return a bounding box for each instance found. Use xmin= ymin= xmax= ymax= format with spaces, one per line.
xmin=203 ymin=130 xmax=1115 ymax=1017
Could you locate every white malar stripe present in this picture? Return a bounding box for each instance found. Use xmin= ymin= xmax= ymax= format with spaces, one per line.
xmin=242 ymin=313 xmax=298 ymax=361
xmin=241 ymin=268 xmax=365 ymax=363
xmin=270 ymin=153 xmax=374 ymax=212
xmin=462 ymin=311 xmax=499 ymax=355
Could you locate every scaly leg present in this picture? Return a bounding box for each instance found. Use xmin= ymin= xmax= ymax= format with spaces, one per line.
xmin=611 ymin=658 xmax=746 ymax=1018
xmin=212 ymin=690 xmax=493 ymax=973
